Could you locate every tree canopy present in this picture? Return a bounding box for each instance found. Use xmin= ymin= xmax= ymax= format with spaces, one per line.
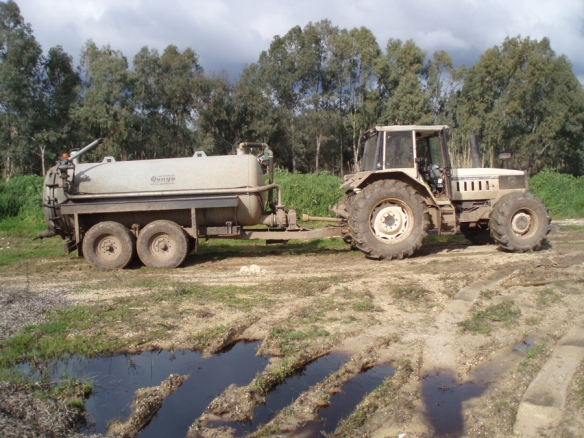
xmin=0 ymin=0 xmax=583 ymax=178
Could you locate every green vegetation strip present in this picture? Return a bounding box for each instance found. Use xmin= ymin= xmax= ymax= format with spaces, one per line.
xmin=458 ymin=301 xmax=521 ymax=334
xmin=1 ymin=170 xmax=583 ymax=241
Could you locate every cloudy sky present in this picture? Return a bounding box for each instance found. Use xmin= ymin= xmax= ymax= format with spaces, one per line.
xmin=15 ymin=0 xmax=584 ymax=83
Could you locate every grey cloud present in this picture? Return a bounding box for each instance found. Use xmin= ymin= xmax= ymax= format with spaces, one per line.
xmin=15 ymin=0 xmax=584 ymax=82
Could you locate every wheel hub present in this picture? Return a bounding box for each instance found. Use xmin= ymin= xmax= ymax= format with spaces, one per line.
xmin=96 ymin=236 xmax=120 ymax=259
xmin=151 ymin=234 xmax=175 ymax=259
xmin=511 ymin=212 xmax=531 ymax=235
xmin=372 ymin=205 xmax=409 ymax=241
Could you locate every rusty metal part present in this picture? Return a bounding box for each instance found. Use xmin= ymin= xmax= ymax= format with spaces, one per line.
xmin=240 ymin=227 xmax=343 ymax=241
xmin=300 ymin=214 xmax=344 ymax=223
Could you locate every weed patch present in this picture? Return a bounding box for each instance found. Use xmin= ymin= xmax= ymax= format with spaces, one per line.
xmin=458 ymin=301 xmax=521 ymax=334
xmin=393 ymin=286 xmax=428 ymax=301
xmin=536 ymin=288 xmax=562 ymax=307
xmin=353 ymin=300 xmax=374 ymax=312
xmin=520 ymin=342 xmax=546 ymax=369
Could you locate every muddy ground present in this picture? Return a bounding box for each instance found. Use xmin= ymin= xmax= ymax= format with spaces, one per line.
xmin=2 ymin=220 xmax=584 ymax=437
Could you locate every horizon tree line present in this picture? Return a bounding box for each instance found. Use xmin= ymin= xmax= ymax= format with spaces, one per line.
xmin=1 ymin=0 xmax=583 ymax=180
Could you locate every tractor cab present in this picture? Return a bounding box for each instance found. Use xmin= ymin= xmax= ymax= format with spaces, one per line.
xmin=360 ymin=125 xmax=451 ymax=197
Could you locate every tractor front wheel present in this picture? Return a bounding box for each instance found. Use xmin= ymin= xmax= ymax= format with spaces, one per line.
xmin=489 ymin=192 xmax=551 ymax=252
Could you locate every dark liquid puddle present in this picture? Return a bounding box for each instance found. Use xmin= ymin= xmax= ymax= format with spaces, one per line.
xmin=421 ymin=370 xmax=486 ymax=437
xmin=295 ymin=364 xmax=395 ymax=436
xmin=19 ymin=341 xmax=268 ymax=436
xmin=211 ymin=352 xmax=348 ymax=435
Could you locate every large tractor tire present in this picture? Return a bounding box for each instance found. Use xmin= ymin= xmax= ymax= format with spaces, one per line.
xmin=460 ymin=222 xmax=495 ymax=245
xmin=349 ymin=180 xmax=430 ymax=260
xmin=82 ymin=221 xmax=136 ymax=270
xmin=137 ymin=220 xmax=189 ymax=268
xmin=334 ymin=192 xmax=356 ymax=248
xmin=489 ymin=192 xmax=551 ymax=252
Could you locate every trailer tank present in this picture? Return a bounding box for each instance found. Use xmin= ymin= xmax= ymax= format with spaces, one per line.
xmin=39 ymin=139 xmax=281 ymax=270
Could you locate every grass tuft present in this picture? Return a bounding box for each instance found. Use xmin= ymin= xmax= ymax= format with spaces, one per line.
xmin=458 ymin=300 xmax=521 ymax=334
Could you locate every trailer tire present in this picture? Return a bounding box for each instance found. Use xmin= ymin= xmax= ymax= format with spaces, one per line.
xmin=82 ymin=222 xmax=136 ymax=270
xmin=349 ymin=180 xmax=430 ymax=260
xmin=489 ymin=192 xmax=551 ymax=252
xmin=460 ymin=223 xmax=495 ymax=245
xmin=137 ymin=220 xmax=189 ymax=268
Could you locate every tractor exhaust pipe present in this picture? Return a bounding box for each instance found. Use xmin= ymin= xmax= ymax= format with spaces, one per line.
xmin=469 ymin=134 xmax=481 ymax=168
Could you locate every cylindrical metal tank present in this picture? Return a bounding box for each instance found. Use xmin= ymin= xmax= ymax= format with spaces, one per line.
xmin=70 ymin=154 xmax=264 ymax=195
xmin=42 ymin=153 xmax=268 ymax=239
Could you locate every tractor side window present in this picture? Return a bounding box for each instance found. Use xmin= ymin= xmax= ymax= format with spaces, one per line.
xmin=385 ymin=131 xmax=414 ymax=169
xmin=361 ymin=133 xmax=379 ymax=171
xmin=428 ymin=136 xmax=443 ymax=166
xmin=416 ymin=137 xmax=430 ymax=165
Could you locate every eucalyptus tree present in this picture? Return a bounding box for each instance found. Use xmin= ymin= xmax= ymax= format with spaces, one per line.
xmin=0 ymin=0 xmax=42 ymax=177
xmin=36 ymin=46 xmax=80 ymax=174
xmin=331 ymin=26 xmax=381 ymax=169
xmin=454 ymin=36 xmax=584 ymax=174
xmin=71 ymin=40 xmax=136 ymax=160
xmin=378 ymin=39 xmax=432 ymax=126
xmin=255 ymin=24 xmax=321 ymax=171
xmin=133 ymin=45 xmax=203 ymax=158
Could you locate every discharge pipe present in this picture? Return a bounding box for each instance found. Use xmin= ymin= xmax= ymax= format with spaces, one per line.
xmin=60 ymin=138 xmax=104 ymax=166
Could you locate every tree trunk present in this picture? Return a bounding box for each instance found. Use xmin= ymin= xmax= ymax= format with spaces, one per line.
xmin=315 ymin=132 xmax=321 ymax=173
xmin=39 ymin=145 xmax=46 ymax=176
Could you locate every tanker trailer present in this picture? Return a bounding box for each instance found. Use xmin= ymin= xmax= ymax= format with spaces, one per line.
xmin=38 ymin=139 xmax=343 ymax=270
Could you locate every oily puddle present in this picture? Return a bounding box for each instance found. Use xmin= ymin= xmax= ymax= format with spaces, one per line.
xmin=211 ymin=353 xmax=395 ymax=436
xmin=295 ymin=364 xmax=396 ymax=436
xmin=19 ymin=341 xmax=268 ymax=437
xmin=422 ymin=338 xmax=541 ymax=437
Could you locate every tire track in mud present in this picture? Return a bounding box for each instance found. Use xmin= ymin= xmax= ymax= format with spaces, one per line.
xmin=514 ymin=315 xmax=584 ymax=436
xmin=421 ymin=268 xmax=517 ymax=372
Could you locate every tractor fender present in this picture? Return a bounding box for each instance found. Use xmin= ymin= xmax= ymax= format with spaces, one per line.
xmin=342 ymin=170 xmax=439 ymax=207
xmin=342 ymin=170 xmax=443 ymax=229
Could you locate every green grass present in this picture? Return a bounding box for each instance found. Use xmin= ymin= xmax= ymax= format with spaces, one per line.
xmin=0 ymin=305 xmax=131 ymax=369
xmin=536 ymin=288 xmax=562 ymax=307
xmin=519 ymin=342 xmax=546 ymax=368
xmin=268 ymin=325 xmax=331 ymax=355
xmin=393 ymin=286 xmax=428 ymax=301
xmin=458 ymin=301 xmax=521 ymax=334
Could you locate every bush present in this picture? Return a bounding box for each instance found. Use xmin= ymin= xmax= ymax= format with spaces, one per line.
xmin=0 ymin=175 xmax=43 ymax=220
xmin=273 ymin=168 xmax=344 ymax=217
xmin=0 ymin=175 xmax=45 ymax=235
xmin=529 ymin=169 xmax=584 ymax=219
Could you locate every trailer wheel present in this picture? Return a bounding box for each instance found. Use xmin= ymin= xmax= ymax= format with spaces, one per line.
xmin=349 ymin=180 xmax=430 ymax=260
xmin=460 ymin=222 xmax=495 ymax=245
xmin=82 ymin=222 xmax=136 ymax=270
xmin=489 ymin=192 xmax=551 ymax=252
xmin=137 ymin=220 xmax=189 ymax=268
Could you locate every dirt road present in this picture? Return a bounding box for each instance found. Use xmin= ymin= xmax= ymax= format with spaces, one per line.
xmin=2 ymin=220 xmax=584 ymax=437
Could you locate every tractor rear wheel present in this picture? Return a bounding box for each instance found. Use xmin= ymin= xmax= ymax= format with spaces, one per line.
xmin=349 ymin=180 xmax=430 ymax=260
xmin=489 ymin=192 xmax=551 ymax=252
